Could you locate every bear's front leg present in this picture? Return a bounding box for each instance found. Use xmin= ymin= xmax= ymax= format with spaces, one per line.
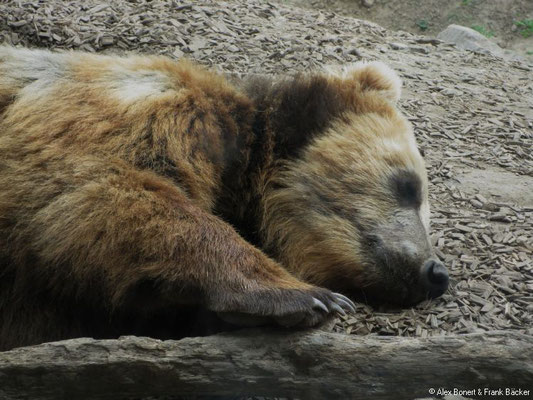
xmin=28 ymin=161 xmax=354 ymax=331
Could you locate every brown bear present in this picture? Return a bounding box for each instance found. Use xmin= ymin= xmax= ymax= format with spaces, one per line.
xmin=0 ymin=46 xmax=448 ymax=350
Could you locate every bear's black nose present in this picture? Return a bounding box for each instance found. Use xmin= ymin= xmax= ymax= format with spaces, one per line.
xmin=421 ymin=259 xmax=449 ymax=298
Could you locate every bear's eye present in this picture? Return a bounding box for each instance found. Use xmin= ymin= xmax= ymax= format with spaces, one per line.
xmin=389 ymin=170 xmax=422 ymax=208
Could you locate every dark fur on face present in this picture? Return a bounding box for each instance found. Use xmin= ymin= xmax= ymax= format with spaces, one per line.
xmin=390 ymin=169 xmax=423 ymax=209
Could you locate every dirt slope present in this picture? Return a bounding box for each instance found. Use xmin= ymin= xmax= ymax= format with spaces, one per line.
xmin=0 ymin=0 xmax=532 ymax=339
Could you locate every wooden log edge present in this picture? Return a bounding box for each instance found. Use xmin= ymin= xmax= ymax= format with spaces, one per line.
xmin=1 ymin=329 xmax=532 ymax=399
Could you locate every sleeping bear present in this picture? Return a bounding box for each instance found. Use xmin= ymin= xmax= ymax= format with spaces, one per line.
xmin=0 ymin=46 xmax=448 ymax=350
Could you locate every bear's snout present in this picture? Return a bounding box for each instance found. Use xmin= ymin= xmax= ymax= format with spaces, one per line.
xmin=368 ymin=228 xmax=449 ymax=305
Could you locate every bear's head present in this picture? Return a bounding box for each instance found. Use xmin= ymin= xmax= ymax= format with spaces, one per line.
xmin=261 ymin=62 xmax=448 ymax=306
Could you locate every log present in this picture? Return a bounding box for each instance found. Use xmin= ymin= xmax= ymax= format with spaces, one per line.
xmin=1 ymin=329 xmax=532 ymax=400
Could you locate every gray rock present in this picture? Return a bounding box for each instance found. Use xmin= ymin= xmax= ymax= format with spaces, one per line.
xmin=437 ymin=24 xmax=504 ymax=57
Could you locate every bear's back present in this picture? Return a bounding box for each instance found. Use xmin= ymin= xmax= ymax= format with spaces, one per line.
xmin=0 ymin=47 xmax=253 ymax=211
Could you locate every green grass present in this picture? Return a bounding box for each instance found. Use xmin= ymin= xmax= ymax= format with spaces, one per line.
xmin=471 ymin=25 xmax=494 ymax=37
xmin=461 ymin=0 xmax=472 ymax=6
xmin=527 ymin=51 xmax=533 ymax=56
xmin=515 ymin=19 xmax=533 ymax=38
xmin=416 ymin=19 xmax=429 ymax=31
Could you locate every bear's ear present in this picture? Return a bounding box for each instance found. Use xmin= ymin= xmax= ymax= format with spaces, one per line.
xmin=325 ymin=61 xmax=402 ymax=103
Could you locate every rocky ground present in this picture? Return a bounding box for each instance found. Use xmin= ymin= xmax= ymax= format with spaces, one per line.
xmin=0 ymin=0 xmax=532 ymax=342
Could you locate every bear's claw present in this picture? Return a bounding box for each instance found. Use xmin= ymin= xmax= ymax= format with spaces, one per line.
xmin=312 ymin=298 xmax=329 ymax=313
xmin=314 ymin=292 xmax=355 ymax=316
xmin=329 ymin=302 xmax=346 ymax=316
xmin=333 ymin=292 xmax=357 ymax=314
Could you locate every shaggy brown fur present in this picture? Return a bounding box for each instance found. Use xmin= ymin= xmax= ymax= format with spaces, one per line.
xmin=0 ymin=47 xmax=440 ymax=350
